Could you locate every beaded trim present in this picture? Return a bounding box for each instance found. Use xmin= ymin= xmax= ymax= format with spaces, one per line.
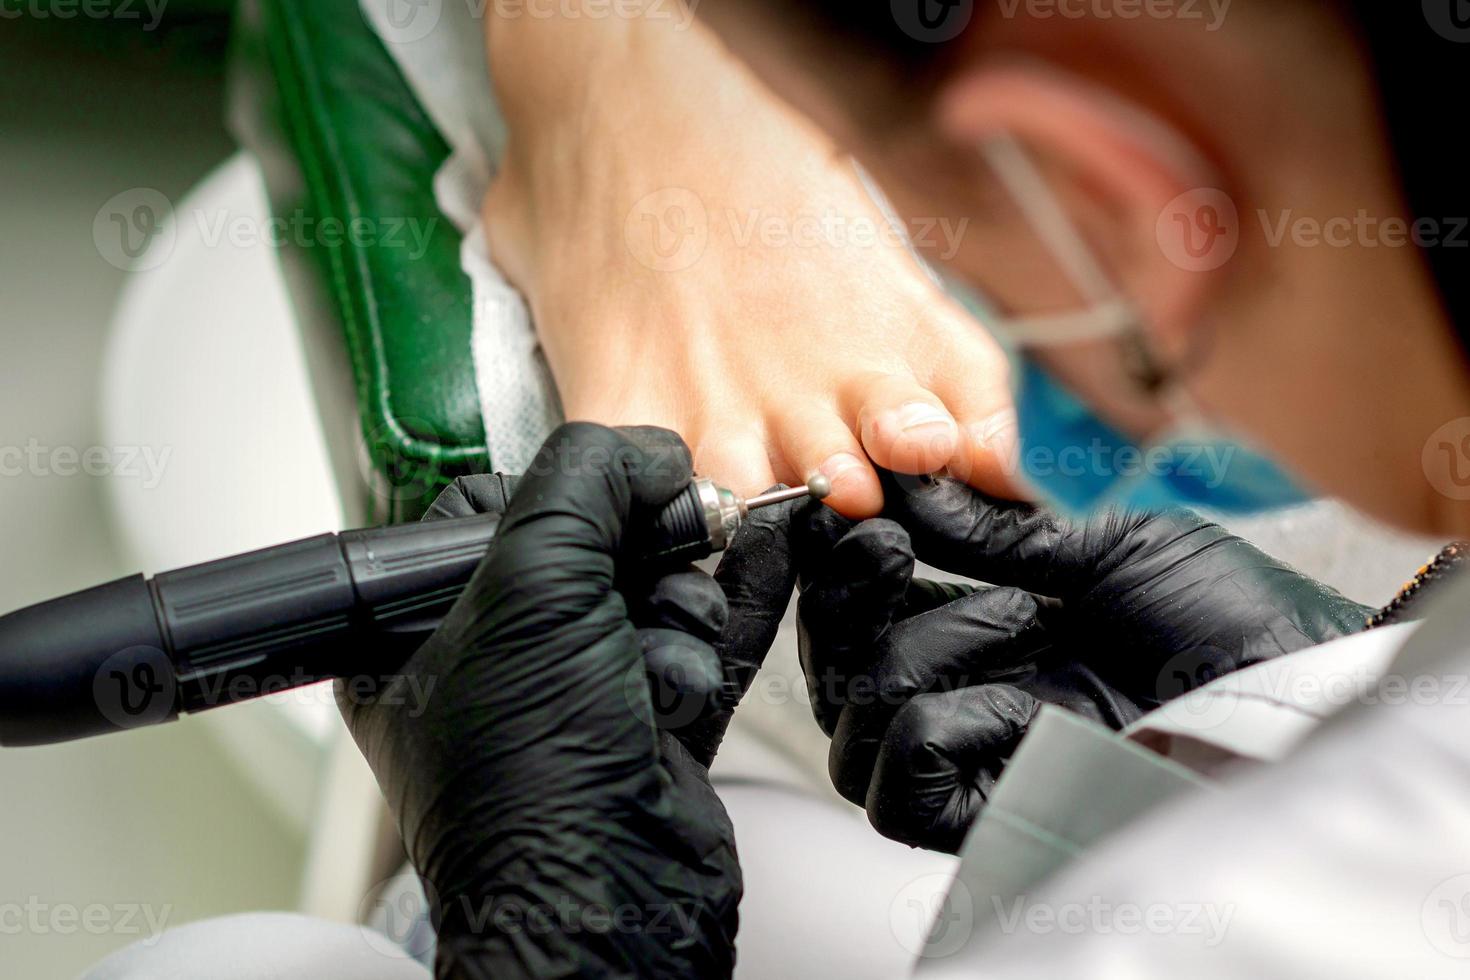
xmin=1368 ymin=543 xmax=1470 ymax=629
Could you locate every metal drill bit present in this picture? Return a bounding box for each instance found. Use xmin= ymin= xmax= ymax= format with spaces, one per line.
xmin=745 ymin=477 xmax=833 ymax=511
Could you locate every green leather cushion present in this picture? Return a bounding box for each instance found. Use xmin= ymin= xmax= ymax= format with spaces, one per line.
xmin=229 ymin=0 xmax=488 ymax=522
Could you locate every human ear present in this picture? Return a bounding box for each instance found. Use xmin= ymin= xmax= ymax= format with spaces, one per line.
xmin=934 ymin=59 xmax=1231 ymax=360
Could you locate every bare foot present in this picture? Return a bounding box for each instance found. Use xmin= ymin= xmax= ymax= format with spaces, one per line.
xmin=482 ymin=12 xmax=1018 ymax=516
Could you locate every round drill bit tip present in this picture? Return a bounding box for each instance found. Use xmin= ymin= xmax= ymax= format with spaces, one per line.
xmin=806 ymin=475 xmax=833 ymax=500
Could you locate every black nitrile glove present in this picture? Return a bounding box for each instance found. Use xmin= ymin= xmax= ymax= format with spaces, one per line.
xmin=340 ymin=423 xmax=799 ymax=980
xmin=796 ymin=474 xmax=1373 ymax=854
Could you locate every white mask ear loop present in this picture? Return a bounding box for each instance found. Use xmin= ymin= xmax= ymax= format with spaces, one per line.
xmin=979 ymin=134 xmax=1141 ymax=347
xmin=982 ymin=133 xmax=1191 ymax=404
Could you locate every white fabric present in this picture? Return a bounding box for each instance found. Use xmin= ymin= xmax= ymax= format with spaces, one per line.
xmin=1125 ymin=621 xmax=1417 ymax=770
xmin=361 ymin=0 xmax=560 ymax=474
xmin=926 ymin=576 xmax=1470 ymax=978
xmin=79 ymin=913 xmax=431 ymax=980
xmin=81 ymin=764 xmax=945 ymax=980
xmin=356 ymin=767 xmax=955 ymax=980
xmin=723 ymin=782 xmax=958 ymax=980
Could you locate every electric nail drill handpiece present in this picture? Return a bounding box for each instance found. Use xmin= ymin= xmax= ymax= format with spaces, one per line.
xmin=0 ymin=476 xmax=830 ymax=747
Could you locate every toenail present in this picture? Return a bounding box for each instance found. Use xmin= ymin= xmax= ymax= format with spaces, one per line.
xmin=896 ymin=402 xmax=955 ymax=434
xmin=819 ymin=453 xmax=866 ymax=490
xmin=973 ymin=409 xmax=1018 ymax=449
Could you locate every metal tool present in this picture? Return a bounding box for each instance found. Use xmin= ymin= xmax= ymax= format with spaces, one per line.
xmin=0 ymin=477 xmax=830 ymax=747
xmin=646 ymin=476 xmax=833 ymax=562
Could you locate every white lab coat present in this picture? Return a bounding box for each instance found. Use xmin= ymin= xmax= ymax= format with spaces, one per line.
xmin=928 ymin=575 xmax=1470 ymax=978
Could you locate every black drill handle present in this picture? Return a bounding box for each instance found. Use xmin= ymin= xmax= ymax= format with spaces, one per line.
xmin=0 ymin=514 xmax=502 ymax=747
xmin=0 ymin=482 xmax=719 ymax=747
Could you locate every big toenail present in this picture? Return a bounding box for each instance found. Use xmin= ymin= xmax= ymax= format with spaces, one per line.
xmin=896 ymin=403 xmax=954 ymax=433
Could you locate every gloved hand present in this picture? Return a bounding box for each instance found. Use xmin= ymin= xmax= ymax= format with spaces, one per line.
xmin=796 ymin=474 xmax=1374 ymax=854
xmin=339 ymin=423 xmax=799 ymax=979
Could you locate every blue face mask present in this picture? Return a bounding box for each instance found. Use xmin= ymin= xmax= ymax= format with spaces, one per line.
xmin=1008 ymin=354 xmax=1312 ymax=515
xmin=950 ymin=135 xmax=1313 ymax=517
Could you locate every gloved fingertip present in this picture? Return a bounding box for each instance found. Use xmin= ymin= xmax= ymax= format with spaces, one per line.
xmin=819 ymin=520 xmax=915 ymax=590
xmin=893 ymin=587 xmax=1048 ymax=676
xmin=875 ymin=467 xmax=948 ymax=506
xmin=639 ymin=629 xmax=724 ymax=730
xmin=843 ymin=517 xmax=914 ymax=558
xmin=424 ymin=474 xmax=517 ymax=522
xmin=828 ymin=730 xmax=882 ymax=809
xmin=965 ymin=585 xmax=1041 ymax=629
xmin=637 ymin=571 xmax=730 ymax=645
xmin=795 ymin=506 xmax=909 ymax=589
xmin=641 ymin=632 xmax=723 ymax=696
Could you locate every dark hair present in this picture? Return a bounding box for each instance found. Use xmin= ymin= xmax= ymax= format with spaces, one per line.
xmin=786 ymin=3 xmax=947 ymax=62
xmin=721 ymin=1 xmax=967 ymax=82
